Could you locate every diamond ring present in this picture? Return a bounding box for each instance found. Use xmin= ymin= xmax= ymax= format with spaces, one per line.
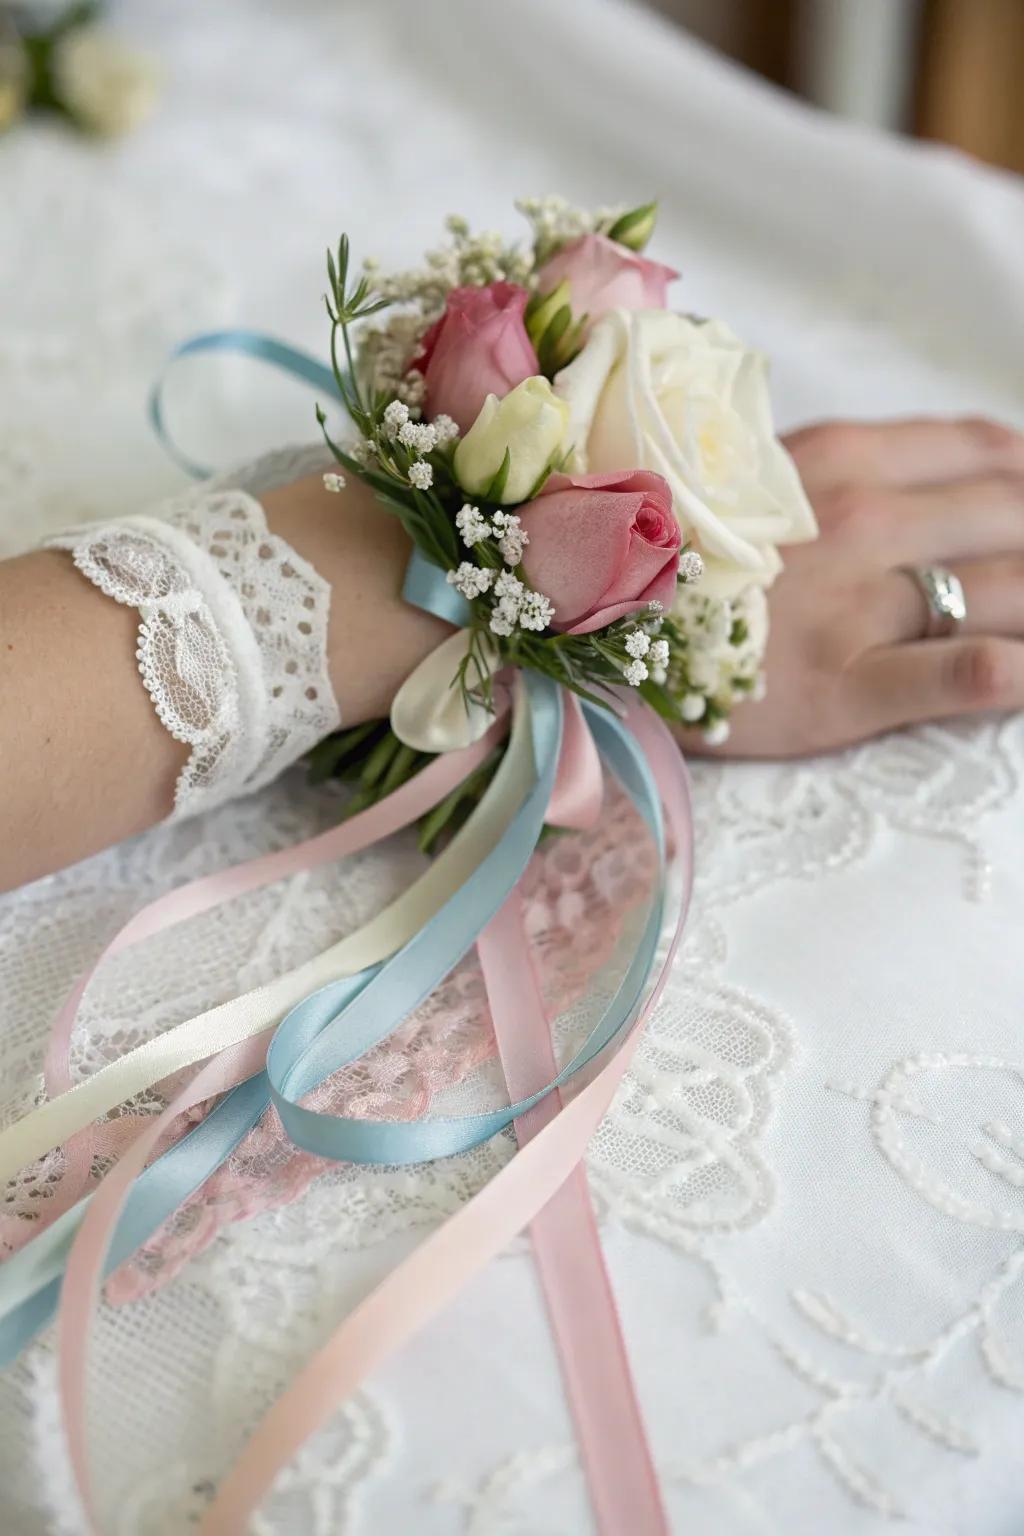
xmin=902 ymin=565 xmax=967 ymax=640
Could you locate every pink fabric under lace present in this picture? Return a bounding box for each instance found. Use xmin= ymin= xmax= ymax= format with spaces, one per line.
xmin=1 ymin=782 xmax=656 ymax=1303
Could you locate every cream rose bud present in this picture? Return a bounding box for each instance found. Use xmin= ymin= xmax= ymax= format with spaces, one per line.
xmin=454 ymin=377 xmax=570 ymax=505
xmin=554 ymin=311 xmax=818 ymax=599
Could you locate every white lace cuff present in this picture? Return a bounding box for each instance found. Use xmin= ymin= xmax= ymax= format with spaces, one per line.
xmin=46 ymin=477 xmax=340 ymax=819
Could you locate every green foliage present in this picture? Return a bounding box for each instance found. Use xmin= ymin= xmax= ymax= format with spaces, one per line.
xmin=524 ymin=280 xmax=569 ymax=347
xmin=606 ymin=201 xmax=658 ymax=252
xmin=524 ymin=279 xmax=587 ymax=377
xmin=306 ymin=716 xmax=503 ymax=856
xmin=482 ymin=448 xmax=512 ymax=503
xmin=413 ymin=750 xmax=501 ymax=854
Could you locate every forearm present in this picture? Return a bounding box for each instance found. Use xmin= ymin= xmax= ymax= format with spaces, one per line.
xmin=262 ymin=473 xmax=451 ymax=723
xmin=0 ymin=549 xmax=187 ymax=886
xmin=0 ymin=475 xmax=449 ymax=891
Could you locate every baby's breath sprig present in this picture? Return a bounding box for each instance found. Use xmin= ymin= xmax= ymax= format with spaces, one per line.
xmin=318 ymin=236 xmax=469 ymax=572
xmin=515 ymin=195 xmax=615 ymax=267
xmin=367 ymin=215 xmax=533 ymax=313
xmin=316 ymin=218 xmax=712 ymax=762
xmin=516 ymin=195 xmax=660 ymax=271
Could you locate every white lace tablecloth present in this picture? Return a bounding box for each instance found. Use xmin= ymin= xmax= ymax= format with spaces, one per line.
xmin=2 ymin=2 xmax=1024 ymax=1532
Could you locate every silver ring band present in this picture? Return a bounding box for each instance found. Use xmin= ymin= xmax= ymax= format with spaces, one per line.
xmin=902 ymin=565 xmax=967 ymax=639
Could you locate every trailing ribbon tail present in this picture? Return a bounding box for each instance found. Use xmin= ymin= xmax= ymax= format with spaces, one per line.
xmin=197 ymin=701 xmax=693 ymax=1536
xmin=483 ymin=888 xmax=669 ymax=1536
xmin=52 ymin=680 xmax=681 ymax=1536
xmin=265 ymin=701 xmax=664 ymax=1167
xmin=0 ymin=677 xmax=688 ymax=1534
xmin=0 ymin=697 xmax=527 ymax=1360
xmin=0 ymin=707 xmax=528 ymax=1190
xmin=53 ymin=671 xmax=559 ymax=1531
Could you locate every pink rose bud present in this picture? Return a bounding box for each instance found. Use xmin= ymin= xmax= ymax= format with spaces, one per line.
xmin=519 ymin=470 xmax=681 ymax=634
xmin=536 ymin=233 xmax=678 ymax=326
xmin=412 ymin=282 xmax=539 ymax=433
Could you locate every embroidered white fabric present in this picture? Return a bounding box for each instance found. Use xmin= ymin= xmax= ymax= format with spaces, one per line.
xmin=44 ymin=459 xmax=339 ymax=819
xmin=1 ymin=1 xmax=1023 ymax=1534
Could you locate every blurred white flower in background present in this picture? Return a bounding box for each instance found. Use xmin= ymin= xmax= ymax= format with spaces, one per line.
xmin=50 ymin=21 xmax=158 ymax=137
xmin=0 ymin=3 xmax=159 ymax=137
xmin=0 ymin=32 xmax=28 ymax=131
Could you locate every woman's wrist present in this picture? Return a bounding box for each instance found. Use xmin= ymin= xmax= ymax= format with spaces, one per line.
xmin=260 ymin=472 xmax=454 ymax=726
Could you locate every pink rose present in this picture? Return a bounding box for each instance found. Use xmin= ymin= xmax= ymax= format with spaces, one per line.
xmin=536 ymin=233 xmax=678 ymax=325
xmin=519 ymin=470 xmax=681 ymax=634
xmin=413 ymin=282 xmax=539 ymax=432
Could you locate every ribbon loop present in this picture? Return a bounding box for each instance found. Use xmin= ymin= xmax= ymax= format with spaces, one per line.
xmin=149 ymin=330 xmax=345 ymax=478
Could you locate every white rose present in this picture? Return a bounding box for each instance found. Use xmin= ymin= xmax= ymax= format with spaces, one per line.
xmin=554 ymin=310 xmax=817 ymax=598
xmin=454 ymin=377 xmax=569 ymax=505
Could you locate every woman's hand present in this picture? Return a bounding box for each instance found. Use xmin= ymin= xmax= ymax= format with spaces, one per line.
xmin=695 ymin=417 xmax=1024 ymax=757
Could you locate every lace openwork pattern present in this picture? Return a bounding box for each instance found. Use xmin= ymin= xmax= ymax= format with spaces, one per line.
xmin=45 ymin=489 xmax=339 ymax=819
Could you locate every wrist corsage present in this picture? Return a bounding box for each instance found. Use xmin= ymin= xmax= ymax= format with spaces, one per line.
xmin=0 ymin=195 xmax=819 ymax=1533
xmin=312 ymin=196 xmax=815 ymax=815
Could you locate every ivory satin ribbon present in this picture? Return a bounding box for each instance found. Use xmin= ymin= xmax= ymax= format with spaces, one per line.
xmin=0 ymin=669 xmax=689 ymax=1536
xmin=0 ymin=714 xmax=509 ymax=1358
xmin=37 ymin=695 xmax=689 ymax=1534
xmin=0 ymin=699 xmax=527 ymax=1187
xmin=30 ymin=712 xmax=509 ymax=1229
xmin=0 ymin=685 xmax=693 ymax=1536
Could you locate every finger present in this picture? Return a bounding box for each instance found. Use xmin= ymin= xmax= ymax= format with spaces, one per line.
xmin=784 ymin=418 xmax=1024 ymax=493
xmin=875 ymin=557 xmax=1024 ymax=646
xmin=853 ymin=636 xmax=1024 ymax=734
xmin=823 ymin=475 xmax=1024 ymax=568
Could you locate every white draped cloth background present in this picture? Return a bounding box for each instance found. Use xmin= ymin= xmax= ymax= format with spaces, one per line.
xmin=2 ymin=1 xmax=1024 ymax=1532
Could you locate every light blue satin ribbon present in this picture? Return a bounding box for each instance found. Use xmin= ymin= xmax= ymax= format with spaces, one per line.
xmin=152 ymin=334 xmax=471 ymax=637
xmin=267 ymin=702 xmax=663 ymax=1164
xmin=151 ymin=332 xmax=474 ymax=633
xmin=402 ymin=545 xmax=473 ymax=628
xmin=0 ymin=679 xmax=665 ymax=1365
xmin=149 ymin=330 xmax=344 ymax=478
xmin=0 ymin=338 xmax=666 ymax=1366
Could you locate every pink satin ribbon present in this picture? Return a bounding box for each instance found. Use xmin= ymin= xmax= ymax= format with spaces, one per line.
xmin=481 ymin=893 xmax=669 ymax=1536
xmin=546 ymin=685 xmax=605 ymax=830
xmin=194 ymin=702 xmax=691 ymax=1534
xmin=483 ymin=692 xmax=668 ymax=1536
xmin=51 ymin=715 xmax=511 ymax=1531
xmin=34 ymin=715 xmax=509 ymax=1225
xmin=51 ymin=698 xmax=691 ymax=1535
